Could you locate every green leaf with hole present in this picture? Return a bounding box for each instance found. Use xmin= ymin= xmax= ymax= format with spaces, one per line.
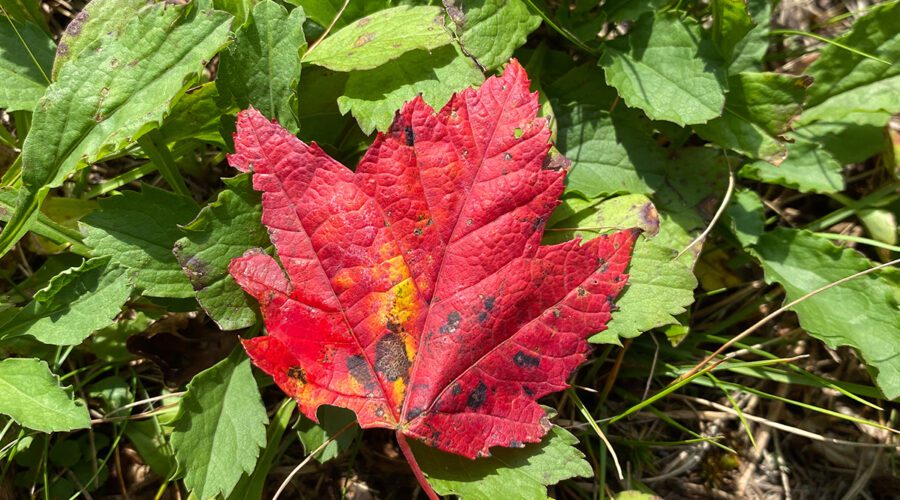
xmin=171 ymin=348 xmax=268 ymax=499
xmin=753 ymin=228 xmax=900 ymax=400
xmin=0 ymin=257 xmax=132 ymax=346
xmin=0 ymin=358 xmax=91 ymax=432
xmin=337 ymin=45 xmax=483 ymax=134
xmin=444 ymin=0 xmax=541 ymax=70
xmin=599 ymin=12 xmax=727 ymax=126
xmin=174 ymin=175 xmax=269 ymax=331
xmin=0 ymin=3 xmax=231 ymax=259
xmin=0 ymin=17 xmax=54 ymax=111
xmin=218 ymin=0 xmax=306 ymax=134
xmin=412 ymin=425 xmax=592 ymax=499
xmin=303 ymin=5 xmax=450 ymax=71
xmin=81 ymin=186 xmax=199 ymax=298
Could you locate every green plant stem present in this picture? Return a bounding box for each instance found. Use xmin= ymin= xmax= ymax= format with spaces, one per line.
xmin=771 ymin=29 xmax=891 ymax=64
xmin=84 ymin=163 xmax=158 ymax=199
xmin=136 ymin=131 xmax=190 ymax=197
xmin=520 ymin=0 xmax=600 ymax=56
xmin=813 ymin=232 xmax=900 ymax=253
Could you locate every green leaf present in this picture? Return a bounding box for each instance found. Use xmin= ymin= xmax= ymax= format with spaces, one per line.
xmin=694 ymin=72 xmax=810 ymax=163
xmin=711 ymin=0 xmax=753 ymax=61
xmin=158 ymin=82 xmax=230 ymax=146
xmin=0 ymin=17 xmax=54 ymax=111
xmin=794 ymin=110 xmax=891 ymax=165
xmin=0 ymin=257 xmax=132 ymax=346
xmin=51 ymin=0 xmax=146 ymax=79
xmin=213 ymin=0 xmax=259 ymax=28
xmin=556 ymin=104 xmax=665 ymax=197
xmin=601 ymin=0 xmax=667 ymax=23
xmin=444 ymin=0 xmax=541 ymax=70
xmin=0 ymin=188 xmax=90 ymax=256
xmin=412 ymin=425 xmax=592 ymax=499
xmin=740 ymin=137 xmax=844 ymax=194
xmin=0 ymin=3 xmax=231 ymax=258
xmin=302 ymin=5 xmax=450 ymax=71
xmin=729 ymin=0 xmax=771 ymax=73
xmin=599 ymin=12 xmax=727 ymax=126
xmin=725 ymin=188 xmax=765 ymax=248
xmin=0 ymin=358 xmax=91 ymax=432
xmin=337 ymin=45 xmax=483 ymax=134
xmin=171 ymin=348 xmax=268 ymax=499
xmin=287 ymin=0 xmax=389 ymax=28
xmin=800 ymin=2 xmax=899 ymax=124
xmin=297 ymin=405 xmax=361 ymax=463
xmin=174 ymin=175 xmax=269 ymax=330
xmin=81 ymin=186 xmax=200 ymax=298
xmin=218 ymin=0 xmax=306 ymax=134
xmin=753 ymin=228 xmax=900 ymax=400
xmin=592 ymin=238 xmax=697 ymax=343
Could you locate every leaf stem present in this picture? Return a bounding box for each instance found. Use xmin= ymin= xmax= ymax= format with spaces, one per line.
xmin=395 ymin=431 xmax=439 ymax=500
xmin=136 ymin=131 xmax=190 ymax=198
xmin=770 ymin=29 xmax=892 ymax=65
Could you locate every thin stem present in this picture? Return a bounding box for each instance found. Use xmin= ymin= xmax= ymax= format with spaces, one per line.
xmin=677 ymin=166 xmax=734 ymax=258
xmin=273 ymin=421 xmax=356 ymax=500
xmin=813 ymin=232 xmax=900 ymax=253
xmin=136 ymin=131 xmax=190 ymax=197
xmin=771 ymin=29 xmax=892 ymax=65
xmin=395 ymin=431 xmax=439 ymax=500
xmin=305 ymin=0 xmax=351 ymax=55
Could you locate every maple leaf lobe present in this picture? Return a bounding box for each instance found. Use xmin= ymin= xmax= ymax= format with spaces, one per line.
xmin=228 ymin=60 xmax=639 ymax=458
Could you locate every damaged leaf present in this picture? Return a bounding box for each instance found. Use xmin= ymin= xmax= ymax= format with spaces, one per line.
xmin=227 ymin=61 xmax=639 ymax=491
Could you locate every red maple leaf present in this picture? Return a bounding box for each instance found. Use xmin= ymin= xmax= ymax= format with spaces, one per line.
xmin=228 ymin=60 xmax=638 ymax=497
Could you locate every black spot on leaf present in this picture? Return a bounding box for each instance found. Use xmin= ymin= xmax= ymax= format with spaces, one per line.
xmin=513 ymin=351 xmax=540 ymax=368
xmin=347 ymin=355 xmax=376 ymax=391
xmin=287 ymin=366 xmax=306 ymax=383
xmin=467 ymin=381 xmax=487 ymax=409
xmin=374 ymin=332 xmax=410 ymax=381
xmin=439 ymin=311 xmax=461 ymax=334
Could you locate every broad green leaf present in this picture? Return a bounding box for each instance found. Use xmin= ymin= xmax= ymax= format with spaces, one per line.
xmin=801 ymin=2 xmax=899 ymax=123
xmin=794 ymin=110 xmax=892 ymax=165
xmin=0 ymin=257 xmax=132 ymax=346
xmin=0 ymin=17 xmax=54 ymax=111
xmin=413 ymin=425 xmax=592 ymax=499
xmin=740 ymin=137 xmax=844 ymax=193
xmin=592 ymin=238 xmax=697 ymax=343
xmin=171 ymin=348 xmax=268 ymax=499
xmin=302 ymin=5 xmax=450 ymax=71
xmin=725 ymin=189 xmax=765 ymax=248
xmin=0 ymin=188 xmax=90 ymax=255
xmin=218 ymin=0 xmax=305 ymax=134
xmin=443 ymin=0 xmax=541 ymax=70
xmin=694 ymin=72 xmax=810 ymax=163
xmin=126 ymin=419 xmax=176 ymax=478
xmin=753 ymin=228 xmax=900 ymax=400
xmin=297 ymin=405 xmax=361 ymax=463
xmin=711 ymin=0 xmax=753 ymax=61
xmin=0 ymin=358 xmax=91 ymax=432
xmin=81 ymin=186 xmax=199 ymax=298
xmin=545 ymin=194 xmax=660 ymax=244
xmin=296 ymin=65 xmax=355 ymax=147
xmin=51 ymin=0 xmax=146 ymax=79
xmin=729 ymin=0 xmax=771 ymax=73
xmin=337 ymin=45 xmax=483 ymax=134
xmin=599 ymin=12 xmax=727 ymax=126
xmin=173 ymin=175 xmax=269 ymax=330
xmin=0 ymin=3 xmax=231 ymax=258
xmin=556 ymin=104 xmax=665 ymax=197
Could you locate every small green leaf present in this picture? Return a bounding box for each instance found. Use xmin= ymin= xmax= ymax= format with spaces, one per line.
xmin=0 ymin=17 xmax=54 ymax=111
xmin=740 ymin=137 xmax=844 ymax=194
xmin=592 ymin=238 xmax=697 ymax=343
xmin=303 ymin=5 xmax=450 ymax=71
xmin=753 ymin=228 xmax=900 ymax=400
xmin=711 ymin=0 xmax=754 ymax=61
xmin=0 ymin=257 xmax=132 ymax=346
xmin=694 ymin=72 xmax=810 ymax=162
xmin=174 ymin=175 xmax=269 ymax=330
xmin=801 ymin=2 xmax=899 ymax=123
xmin=599 ymin=12 xmax=727 ymax=126
xmin=0 ymin=3 xmax=231 ymax=258
xmin=218 ymin=0 xmax=306 ymax=134
xmin=725 ymin=189 xmax=765 ymax=248
xmin=51 ymin=0 xmax=146 ymax=79
xmin=557 ymin=104 xmax=665 ymax=197
xmin=0 ymin=358 xmax=91 ymax=432
xmin=171 ymin=348 xmax=268 ymax=499
xmin=213 ymin=0 xmax=259 ymax=28
xmin=81 ymin=186 xmax=200 ymax=298
xmin=158 ymin=82 xmax=230 ymax=146
xmin=729 ymin=0 xmax=772 ymax=73
xmin=337 ymin=45 xmax=483 ymax=134
xmin=297 ymin=405 xmax=361 ymax=463
xmin=412 ymin=425 xmax=592 ymax=499
xmin=444 ymin=0 xmax=541 ymax=70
